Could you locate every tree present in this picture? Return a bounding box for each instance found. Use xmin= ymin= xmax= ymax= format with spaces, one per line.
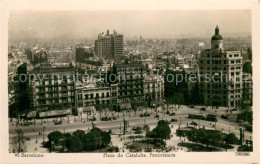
xmin=84 ymin=132 xmax=97 ymax=151
xmin=247 ymin=47 xmax=252 ymax=61
xmin=12 ymin=129 xmax=27 ymax=153
xmin=72 ymin=130 xmax=85 ymax=142
xmin=72 ymin=107 xmax=78 ymax=116
xmin=101 ymin=131 xmax=111 ymax=147
xmin=13 ymin=63 xmax=31 ymax=117
xmin=47 ymin=131 xmax=64 ymax=145
xmin=84 ymin=128 xmax=103 ymax=151
xmin=150 ymin=120 xmax=171 ymax=139
xmin=66 ymin=136 xmax=82 ymax=152
xmin=237 ymin=145 xmax=253 ymax=152
xmin=243 ymin=62 xmax=252 ymax=74
xmin=224 ymin=133 xmax=239 ymax=145
xmin=143 ymin=124 xmax=150 ymax=132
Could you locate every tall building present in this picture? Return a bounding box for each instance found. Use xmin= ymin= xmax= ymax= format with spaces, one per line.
xmin=199 ymin=26 xmax=243 ymax=107
xmin=95 ymin=30 xmax=123 ymax=59
xmin=113 ymin=63 xmax=145 ymax=107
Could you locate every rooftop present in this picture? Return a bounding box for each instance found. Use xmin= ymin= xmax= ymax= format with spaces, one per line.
xmin=114 ymin=63 xmax=144 ymax=68
xmin=31 ymin=66 xmax=74 ymax=73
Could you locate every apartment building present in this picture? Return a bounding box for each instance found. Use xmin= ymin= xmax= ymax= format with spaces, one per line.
xmin=28 ymin=66 xmax=76 ymax=111
xmin=94 ymin=30 xmax=123 ymax=59
xmin=199 ymin=26 xmax=243 ymax=107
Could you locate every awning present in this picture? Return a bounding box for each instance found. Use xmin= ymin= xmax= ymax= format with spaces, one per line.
xmin=119 ymin=103 xmax=132 ymax=110
xmin=27 ymin=111 xmax=37 ymax=118
xmin=39 ymin=109 xmax=72 ymax=118
xmin=77 ymin=106 xmax=96 ymax=114
xmin=83 ymin=106 xmax=96 ymax=113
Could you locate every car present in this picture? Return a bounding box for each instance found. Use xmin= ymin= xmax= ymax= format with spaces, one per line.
xmin=89 ymin=117 xmax=96 ymax=121
xmin=169 ymin=112 xmax=176 ymax=116
xmin=190 ymin=121 xmax=198 ymax=126
xmin=221 ymin=114 xmax=229 ymax=119
xmin=201 ymin=107 xmax=206 ymax=111
xmin=54 ymin=120 xmax=62 ymax=125
xmin=190 ymin=105 xmax=194 ymax=108
xmin=170 ymin=118 xmax=178 ymax=122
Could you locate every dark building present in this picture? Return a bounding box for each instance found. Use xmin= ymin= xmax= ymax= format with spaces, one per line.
xmin=113 ymin=63 xmax=145 ymax=107
xmin=76 ymin=47 xmax=94 ymax=63
xmin=242 ymin=73 xmax=253 ymax=106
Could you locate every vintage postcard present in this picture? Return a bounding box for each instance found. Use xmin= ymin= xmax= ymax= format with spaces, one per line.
xmin=0 ymin=0 xmax=259 ymax=163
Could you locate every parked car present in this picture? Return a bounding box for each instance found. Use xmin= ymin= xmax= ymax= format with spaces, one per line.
xmin=190 ymin=121 xmax=198 ymax=126
xmin=170 ymin=118 xmax=178 ymax=122
xmin=221 ymin=114 xmax=229 ymax=119
xmin=201 ymin=107 xmax=206 ymax=111
xmin=169 ymin=112 xmax=176 ymax=116
xmin=89 ymin=117 xmax=96 ymax=121
xmin=190 ymin=105 xmax=194 ymax=108
xmin=54 ymin=120 xmax=62 ymax=125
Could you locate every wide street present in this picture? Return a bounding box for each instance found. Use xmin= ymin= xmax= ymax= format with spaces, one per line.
xmin=9 ymin=105 xmax=252 ymax=152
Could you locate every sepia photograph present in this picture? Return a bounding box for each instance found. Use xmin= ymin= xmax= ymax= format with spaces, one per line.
xmin=1 ymin=0 xmax=260 ymax=163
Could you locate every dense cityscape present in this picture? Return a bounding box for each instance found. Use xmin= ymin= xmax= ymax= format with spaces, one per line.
xmin=8 ymin=25 xmax=253 ymax=153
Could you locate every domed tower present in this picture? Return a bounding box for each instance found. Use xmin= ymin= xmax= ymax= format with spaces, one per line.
xmin=211 ymin=25 xmax=223 ymax=51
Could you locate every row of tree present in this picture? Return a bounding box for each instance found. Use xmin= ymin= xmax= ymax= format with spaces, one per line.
xmin=177 ymin=128 xmax=240 ymax=149
xmin=46 ymin=127 xmax=111 ymax=152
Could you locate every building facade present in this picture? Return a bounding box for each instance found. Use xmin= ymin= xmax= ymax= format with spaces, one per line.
xmin=95 ymin=30 xmax=123 ymax=59
xmin=242 ymin=73 xmax=253 ymax=106
xmin=28 ymin=66 xmax=76 ymax=111
xmin=75 ymin=46 xmax=95 ymax=63
xmin=144 ymin=75 xmax=164 ymax=106
xmin=75 ymin=81 xmax=112 ymax=110
xmin=199 ymin=26 xmax=243 ymax=107
xmin=113 ymin=63 xmax=145 ymax=106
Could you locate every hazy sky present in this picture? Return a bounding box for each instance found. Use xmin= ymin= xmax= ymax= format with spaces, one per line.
xmin=9 ymin=10 xmax=251 ymax=40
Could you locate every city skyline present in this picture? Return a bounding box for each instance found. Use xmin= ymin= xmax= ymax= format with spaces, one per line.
xmin=7 ymin=9 xmax=254 ymax=155
xmin=9 ymin=10 xmax=251 ymax=41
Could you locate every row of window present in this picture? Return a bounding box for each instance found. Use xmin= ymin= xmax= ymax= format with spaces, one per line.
xmin=200 ymin=60 xmax=241 ymax=65
xmin=202 ymin=54 xmax=240 ymax=58
xmin=119 ymin=90 xmax=143 ymax=96
xmin=82 ymin=92 xmax=110 ymax=100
